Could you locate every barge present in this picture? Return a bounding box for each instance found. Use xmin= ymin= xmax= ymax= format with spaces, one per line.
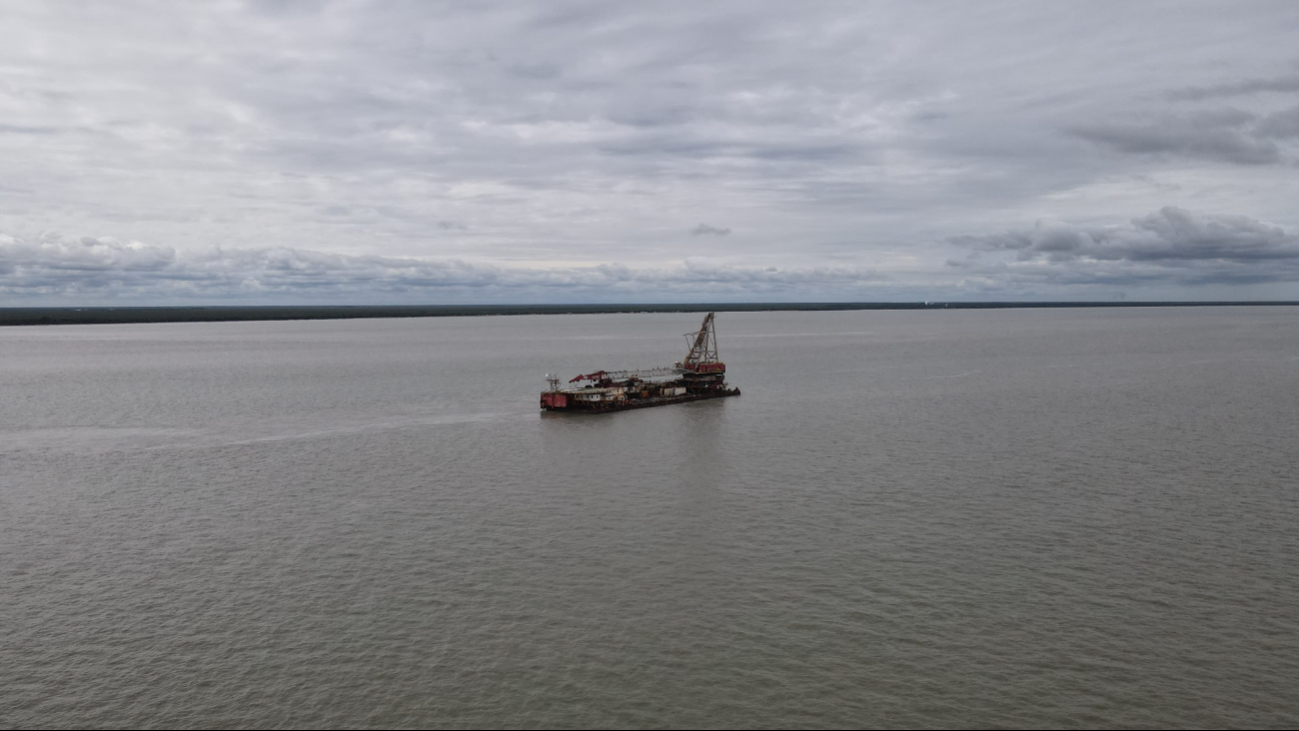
xmin=540 ymin=312 xmax=740 ymax=413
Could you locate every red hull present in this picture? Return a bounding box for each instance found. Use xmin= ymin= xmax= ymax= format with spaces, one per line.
xmin=540 ymin=388 xmax=740 ymax=413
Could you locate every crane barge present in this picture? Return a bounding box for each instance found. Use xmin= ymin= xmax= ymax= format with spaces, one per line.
xmin=540 ymin=312 xmax=740 ymax=413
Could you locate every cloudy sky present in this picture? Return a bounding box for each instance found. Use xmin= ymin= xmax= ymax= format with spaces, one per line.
xmin=3 ymin=1 xmax=1299 ymax=304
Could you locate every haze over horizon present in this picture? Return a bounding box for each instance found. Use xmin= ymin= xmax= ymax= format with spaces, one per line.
xmin=4 ymin=1 xmax=1299 ymax=305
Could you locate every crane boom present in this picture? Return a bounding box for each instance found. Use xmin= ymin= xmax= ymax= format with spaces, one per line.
xmin=681 ymin=312 xmax=720 ymax=368
xmin=569 ymin=366 xmax=681 ymax=384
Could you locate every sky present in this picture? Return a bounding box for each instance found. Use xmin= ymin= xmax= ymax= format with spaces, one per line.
xmin=3 ymin=0 xmax=1299 ymax=304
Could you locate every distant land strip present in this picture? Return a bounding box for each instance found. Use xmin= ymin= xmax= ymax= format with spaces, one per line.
xmin=2 ymin=302 xmax=1299 ymax=326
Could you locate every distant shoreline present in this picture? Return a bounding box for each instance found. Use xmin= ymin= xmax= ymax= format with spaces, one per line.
xmin=2 ymin=301 xmax=1298 ymax=326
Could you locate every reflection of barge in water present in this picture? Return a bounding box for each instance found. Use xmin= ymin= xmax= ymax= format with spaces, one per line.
xmin=540 ymin=312 xmax=740 ymax=413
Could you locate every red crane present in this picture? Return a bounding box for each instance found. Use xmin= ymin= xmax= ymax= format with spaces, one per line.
xmin=679 ymin=311 xmax=726 ymax=373
xmin=565 ymin=312 xmax=727 ymax=384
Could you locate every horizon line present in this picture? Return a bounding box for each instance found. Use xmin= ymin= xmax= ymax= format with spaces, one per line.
xmin=3 ymin=301 xmax=1298 ymax=327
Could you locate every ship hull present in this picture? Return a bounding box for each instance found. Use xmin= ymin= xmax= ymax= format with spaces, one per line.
xmin=541 ymin=388 xmax=740 ymax=413
xmin=541 ymin=311 xmax=739 ymax=414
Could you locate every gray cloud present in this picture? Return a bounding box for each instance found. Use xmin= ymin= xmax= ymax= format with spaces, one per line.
xmin=1256 ymin=105 xmax=1299 ymax=139
xmin=949 ymin=207 xmax=1299 ymax=287
xmin=1067 ymin=110 xmax=1287 ymax=166
xmin=0 ymin=232 xmax=888 ymax=303
xmin=1166 ymin=74 xmax=1299 ymax=101
xmin=690 ymin=223 xmax=730 ymax=236
xmin=2 ymin=2 xmax=1299 ymax=302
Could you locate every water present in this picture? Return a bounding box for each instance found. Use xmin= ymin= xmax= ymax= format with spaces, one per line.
xmin=2 ymin=308 xmax=1297 ymax=729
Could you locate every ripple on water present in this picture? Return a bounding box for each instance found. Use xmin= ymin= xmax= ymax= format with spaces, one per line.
xmin=1 ymin=309 xmax=1298 ymax=728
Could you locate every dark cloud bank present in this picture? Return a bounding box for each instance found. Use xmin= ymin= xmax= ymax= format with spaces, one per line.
xmin=949 ymin=207 xmax=1299 ymax=288
xmin=6 ymin=206 xmax=1298 ymax=303
xmin=1069 ymin=106 xmax=1299 ymax=166
xmin=0 ymin=233 xmax=887 ymax=304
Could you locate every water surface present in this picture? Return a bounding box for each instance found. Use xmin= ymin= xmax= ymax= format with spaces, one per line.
xmin=2 ymin=308 xmax=1297 ymax=728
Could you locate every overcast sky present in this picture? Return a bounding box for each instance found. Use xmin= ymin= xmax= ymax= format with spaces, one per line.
xmin=3 ymin=0 xmax=1299 ymax=303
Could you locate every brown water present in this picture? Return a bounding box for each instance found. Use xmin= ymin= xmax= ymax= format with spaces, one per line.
xmin=2 ymin=308 xmax=1297 ymax=728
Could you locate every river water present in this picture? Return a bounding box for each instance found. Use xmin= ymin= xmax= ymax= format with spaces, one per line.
xmin=2 ymin=308 xmax=1297 ymax=728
